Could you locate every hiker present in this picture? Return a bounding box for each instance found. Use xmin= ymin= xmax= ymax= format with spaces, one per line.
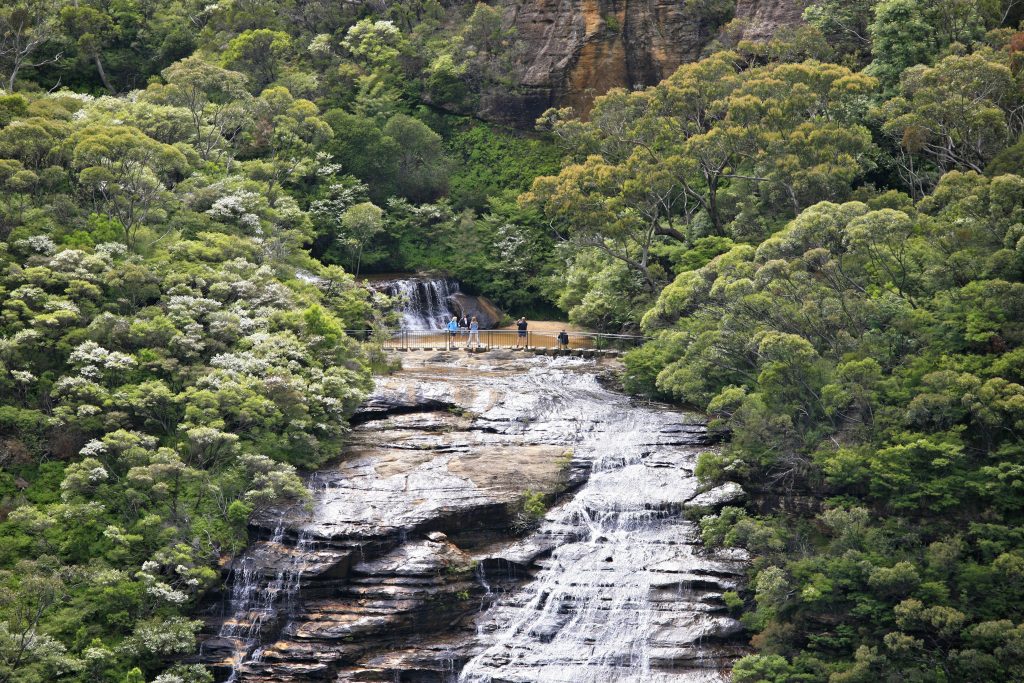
xmin=515 ymin=316 xmax=528 ymax=348
xmin=459 ymin=315 xmax=469 ymax=334
xmin=467 ymin=316 xmax=481 ymax=349
xmin=446 ymin=316 xmax=458 ymax=348
xmin=557 ymin=329 xmax=569 ymax=350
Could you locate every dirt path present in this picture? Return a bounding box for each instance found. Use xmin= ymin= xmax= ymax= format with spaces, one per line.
xmin=498 ymin=320 xmax=591 ymax=333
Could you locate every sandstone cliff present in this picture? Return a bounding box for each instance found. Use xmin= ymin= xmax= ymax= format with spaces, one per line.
xmin=480 ymin=0 xmax=806 ymax=126
xmin=734 ymin=0 xmax=808 ymax=41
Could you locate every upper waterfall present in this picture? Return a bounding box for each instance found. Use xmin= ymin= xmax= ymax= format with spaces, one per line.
xmin=368 ymin=275 xmax=503 ymax=331
xmin=372 ymin=276 xmax=461 ymax=331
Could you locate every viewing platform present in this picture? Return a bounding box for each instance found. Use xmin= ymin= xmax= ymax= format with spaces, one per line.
xmin=346 ymin=330 xmax=645 ymax=356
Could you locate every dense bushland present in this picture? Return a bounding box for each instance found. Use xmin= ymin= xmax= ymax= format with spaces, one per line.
xmin=2 ymin=0 xmax=1024 ymax=680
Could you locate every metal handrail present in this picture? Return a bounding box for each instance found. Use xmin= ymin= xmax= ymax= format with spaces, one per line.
xmin=341 ymin=328 xmax=645 ymax=351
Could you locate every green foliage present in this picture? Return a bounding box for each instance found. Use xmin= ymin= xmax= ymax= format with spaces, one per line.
xmin=445 ymin=123 xmax=561 ymax=211
xmin=526 ymin=54 xmax=878 ymax=311
xmin=0 ymin=78 xmax=377 ymax=681
xmin=628 ymin=168 xmax=1024 ymax=679
xmin=514 ymin=490 xmax=549 ymax=530
xmin=875 ymin=52 xmax=1021 ymax=195
xmin=338 ymin=201 xmax=384 ymax=275
xmin=222 ymin=29 xmax=292 ymax=92
xmin=4 ymin=0 xmax=1024 ymax=680
xmin=382 ymin=114 xmax=448 ymax=203
xmin=866 ymin=0 xmax=937 ymax=88
xmin=803 ymin=0 xmax=876 ymax=63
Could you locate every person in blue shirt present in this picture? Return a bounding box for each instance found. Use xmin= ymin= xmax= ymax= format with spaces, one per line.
xmin=446 ymin=316 xmax=458 ymax=349
xmin=467 ymin=316 xmax=481 ymax=349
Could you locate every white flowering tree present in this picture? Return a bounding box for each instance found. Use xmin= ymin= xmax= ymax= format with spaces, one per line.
xmin=0 ymin=74 xmax=378 ymax=683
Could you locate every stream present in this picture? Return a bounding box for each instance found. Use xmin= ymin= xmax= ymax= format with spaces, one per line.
xmin=198 ymin=349 xmax=748 ymax=682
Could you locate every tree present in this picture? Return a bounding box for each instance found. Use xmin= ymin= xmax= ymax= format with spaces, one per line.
xmin=878 ymin=53 xmax=1021 ymax=194
xmin=524 ymin=154 xmax=670 ymax=292
xmin=803 ymin=0 xmax=877 ymax=60
xmin=321 ymin=110 xmax=400 ymax=200
xmin=846 ymin=208 xmax=923 ymax=304
xmin=67 ymin=125 xmax=188 ymax=251
xmin=866 ymin=0 xmax=937 ymax=88
xmin=426 ymin=2 xmax=517 ymax=106
xmin=382 ymin=114 xmax=448 ymax=202
xmin=341 ymin=19 xmax=405 ymax=72
xmin=236 ymin=453 xmax=308 ymax=516
xmin=339 ymin=201 xmax=383 ymax=276
xmin=0 ymin=560 xmax=78 ymax=683
xmin=0 ymin=0 xmax=63 ymax=91
xmin=0 ymin=116 xmax=69 ymax=169
xmin=60 ymin=4 xmax=117 ymax=93
xmin=156 ymin=57 xmax=253 ymax=162
xmin=222 ymin=29 xmax=292 ymax=93
xmin=529 ymin=55 xmax=877 ymax=294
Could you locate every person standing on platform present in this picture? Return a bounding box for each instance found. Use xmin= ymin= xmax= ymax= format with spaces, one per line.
xmin=515 ymin=317 xmax=528 ymax=348
xmin=446 ymin=316 xmax=458 ymax=349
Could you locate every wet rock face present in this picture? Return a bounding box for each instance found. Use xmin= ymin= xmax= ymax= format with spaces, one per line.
xmin=197 ymin=352 xmax=748 ymax=682
xmin=482 ymin=0 xmax=805 ymax=126
xmin=449 ymin=292 xmax=502 ymax=330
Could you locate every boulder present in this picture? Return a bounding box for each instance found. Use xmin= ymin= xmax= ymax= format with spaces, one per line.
xmin=448 ymin=292 xmax=503 ymax=329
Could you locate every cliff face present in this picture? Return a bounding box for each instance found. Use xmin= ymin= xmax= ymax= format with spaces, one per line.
xmin=734 ymin=0 xmax=808 ymax=41
xmin=198 ymin=351 xmax=749 ymax=682
xmin=480 ymin=0 xmax=806 ymax=126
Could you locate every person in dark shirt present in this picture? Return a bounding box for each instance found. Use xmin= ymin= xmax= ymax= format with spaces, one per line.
xmin=515 ymin=317 xmax=527 ymax=348
xmin=557 ymin=329 xmax=569 ymax=350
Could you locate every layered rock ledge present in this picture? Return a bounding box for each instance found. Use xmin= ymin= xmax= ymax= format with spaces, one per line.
xmin=197 ymin=351 xmax=748 ymax=682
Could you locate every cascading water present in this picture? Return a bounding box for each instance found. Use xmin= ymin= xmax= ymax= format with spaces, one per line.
xmin=372 ymin=276 xmax=461 ymax=331
xmin=198 ymin=352 xmax=746 ymax=682
xmin=457 ymin=365 xmax=744 ymax=683
xmin=215 ymin=522 xmax=315 ymax=682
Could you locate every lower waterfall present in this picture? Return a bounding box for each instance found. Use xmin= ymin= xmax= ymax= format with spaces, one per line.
xmin=198 ymin=351 xmax=747 ymax=681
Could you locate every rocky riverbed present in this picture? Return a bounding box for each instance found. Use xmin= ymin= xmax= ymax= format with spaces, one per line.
xmin=197 ymin=350 xmax=748 ymax=682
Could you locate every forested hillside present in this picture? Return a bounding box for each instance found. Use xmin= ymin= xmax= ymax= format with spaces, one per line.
xmin=0 ymin=0 xmax=563 ymax=680
xmin=2 ymin=0 xmax=1024 ymax=680
xmin=598 ymin=5 xmax=1024 ymax=682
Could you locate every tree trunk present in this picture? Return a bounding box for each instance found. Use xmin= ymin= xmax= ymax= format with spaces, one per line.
xmin=654 ymin=224 xmax=688 ymax=243
xmin=94 ymin=53 xmax=115 ymax=94
xmin=708 ymin=175 xmax=723 ymax=236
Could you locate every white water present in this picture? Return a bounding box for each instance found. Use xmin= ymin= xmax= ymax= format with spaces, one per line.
xmin=373 ymin=276 xmax=460 ymax=331
xmin=218 ymin=522 xmax=314 ymax=682
xmin=457 ymin=361 xmax=742 ymax=683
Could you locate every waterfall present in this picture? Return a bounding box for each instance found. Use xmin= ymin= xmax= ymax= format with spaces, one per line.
xmin=198 ymin=353 xmax=745 ymax=681
xmin=457 ymin=369 xmax=742 ymax=683
xmin=370 ymin=276 xmax=460 ymax=331
xmin=217 ymin=521 xmax=315 ymax=682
